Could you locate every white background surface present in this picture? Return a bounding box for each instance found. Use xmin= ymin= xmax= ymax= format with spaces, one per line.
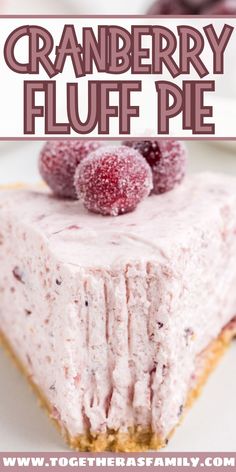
xmin=0 ymin=140 xmax=236 ymax=451
xmin=3 ymin=0 xmax=154 ymax=15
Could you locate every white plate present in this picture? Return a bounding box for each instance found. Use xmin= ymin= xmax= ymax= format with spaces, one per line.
xmin=0 ymin=140 xmax=236 ymax=452
xmin=4 ymin=0 xmax=153 ymax=15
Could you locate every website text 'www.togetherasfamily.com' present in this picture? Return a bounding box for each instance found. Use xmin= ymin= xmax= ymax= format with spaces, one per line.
xmin=1 ymin=454 xmax=236 ymax=470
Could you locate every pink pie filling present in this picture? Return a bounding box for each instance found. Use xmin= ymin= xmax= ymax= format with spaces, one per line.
xmin=0 ymin=172 xmax=236 ymax=440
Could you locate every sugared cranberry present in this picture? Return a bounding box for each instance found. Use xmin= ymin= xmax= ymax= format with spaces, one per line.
xmin=186 ymin=0 xmax=217 ymax=10
xmin=148 ymin=0 xmax=193 ymax=14
xmin=39 ymin=140 xmax=101 ymax=199
xmin=74 ymin=146 xmax=153 ymax=216
xmin=124 ymin=140 xmax=187 ymax=194
xmin=147 ymin=0 xmax=218 ymax=14
xmin=123 ymin=140 xmax=162 ymax=168
xmin=203 ymin=0 xmax=236 ymax=13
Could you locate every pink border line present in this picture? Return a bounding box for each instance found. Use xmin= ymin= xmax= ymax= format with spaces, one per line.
xmin=0 ymin=14 xmax=236 ymax=18
xmin=0 ymin=137 xmax=235 ymax=141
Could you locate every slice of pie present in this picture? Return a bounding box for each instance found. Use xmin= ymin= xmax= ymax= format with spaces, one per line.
xmin=0 ymin=172 xmax=235 ymax=451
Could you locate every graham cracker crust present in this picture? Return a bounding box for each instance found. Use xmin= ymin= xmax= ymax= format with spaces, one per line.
xmin=0 ymin=325 xmax=235 ymax=452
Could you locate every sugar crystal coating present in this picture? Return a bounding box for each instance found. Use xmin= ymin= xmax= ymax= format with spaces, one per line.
xmin=39 ymin=140 xmax=101 ymax=199
xmin=124 ymin=140 xmax=187 ymax=195
xmin=74 ymin=146 xmax=153 ymax=216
